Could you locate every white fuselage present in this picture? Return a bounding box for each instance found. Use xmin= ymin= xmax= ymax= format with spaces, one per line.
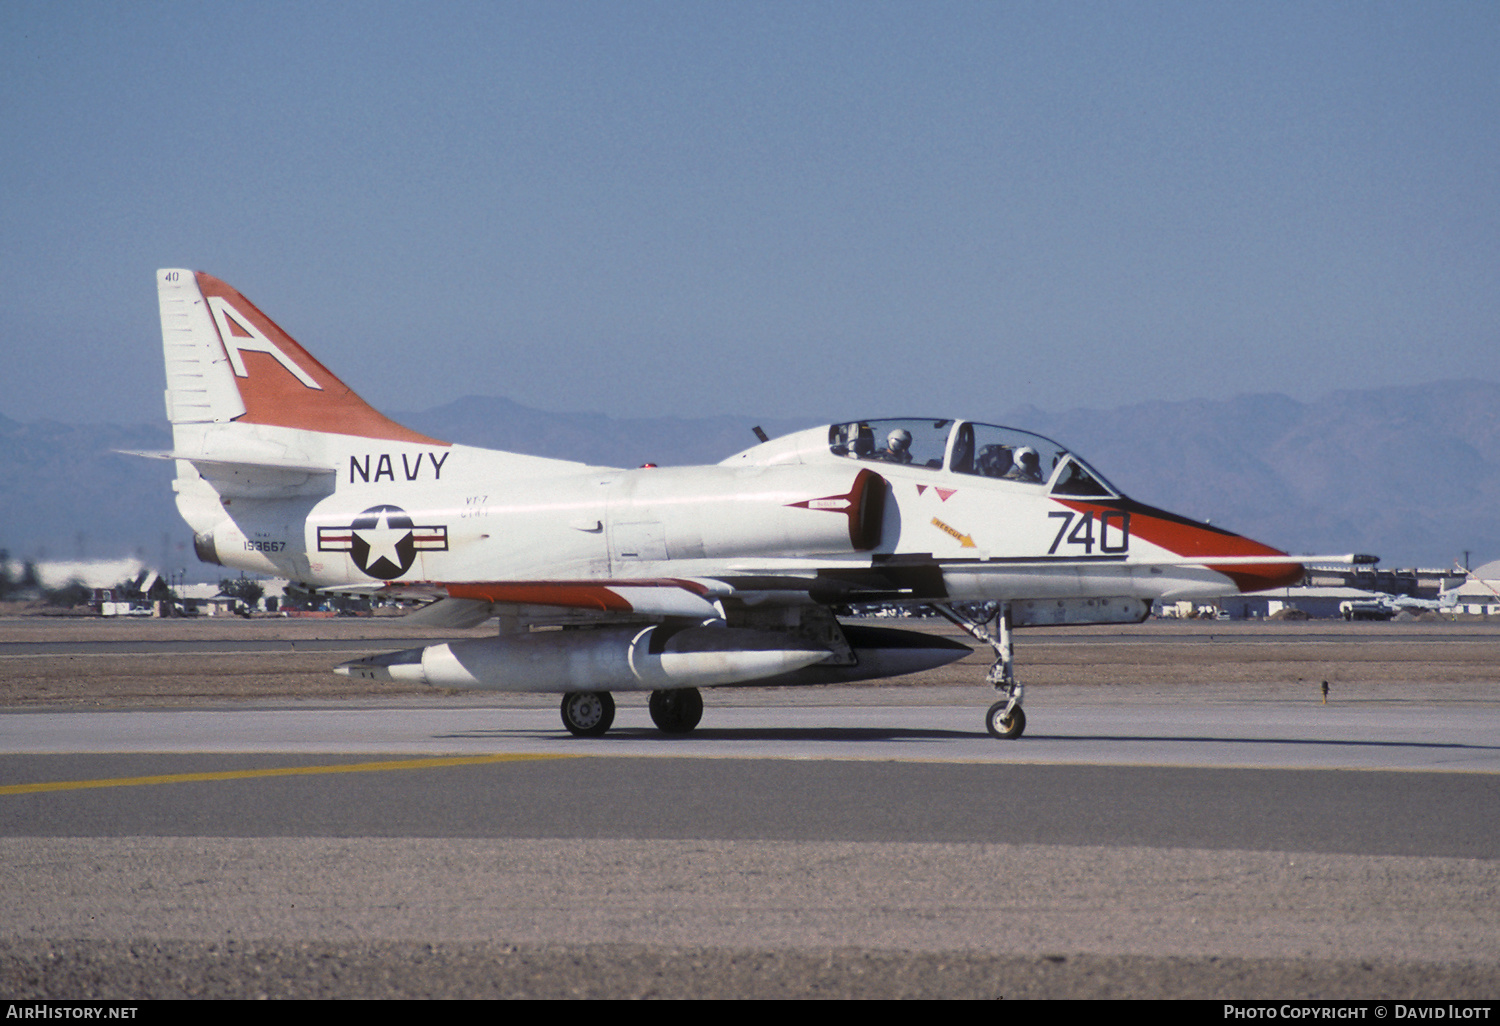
xmin=180 ymin=420 xmax=1262 ymax=608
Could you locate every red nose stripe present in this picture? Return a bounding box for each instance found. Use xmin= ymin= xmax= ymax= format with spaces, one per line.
xmin=1057 ymin=500 xmax=1304 ymax=592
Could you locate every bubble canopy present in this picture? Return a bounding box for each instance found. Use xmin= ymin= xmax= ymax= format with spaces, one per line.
xmin=828 ymin=419 xmax=1118 ymax=498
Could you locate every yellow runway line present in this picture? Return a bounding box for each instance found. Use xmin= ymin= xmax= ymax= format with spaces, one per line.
xmin=0 ymin=752 xmax=581 ymax=796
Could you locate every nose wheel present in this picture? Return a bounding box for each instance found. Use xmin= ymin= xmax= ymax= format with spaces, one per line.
xmin=933 ymin=601 xmax=1026 ymax=740
xmin=986 ymin=701 xmax=1026 ymax=739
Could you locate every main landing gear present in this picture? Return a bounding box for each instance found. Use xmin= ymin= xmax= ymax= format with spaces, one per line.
xmin=560 ymin=690 xmax=615 ymax=737
xmin=559 ymin=687 xmax=705 ymax=737
xmin=649 ymin=687 xmax=704 ymax=734
xmin=933 ymin=601 xmax=1027 ymax=740
xmin=648 ymin=684 xmax=705 ymax=732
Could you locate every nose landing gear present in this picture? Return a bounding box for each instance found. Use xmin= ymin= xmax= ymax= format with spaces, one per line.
xmin=933 ymin=601 xmax=1026 ymax=740
xmin=986 ymin=701 xmax=1026 ymax=739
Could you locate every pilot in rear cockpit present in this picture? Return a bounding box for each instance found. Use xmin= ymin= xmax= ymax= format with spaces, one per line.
xmin=876 ymin=428 xmax=913 ymax=464
xmin=1008 ymin=446 xmax=1043 ymax=482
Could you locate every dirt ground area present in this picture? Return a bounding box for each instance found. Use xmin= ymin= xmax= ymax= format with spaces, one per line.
xmin=2 ymin=614 xmax=1497 ymax=708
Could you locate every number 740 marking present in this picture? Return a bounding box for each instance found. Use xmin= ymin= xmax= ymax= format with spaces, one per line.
xmin=1048 ymin=509 xmax=1130 ymax=555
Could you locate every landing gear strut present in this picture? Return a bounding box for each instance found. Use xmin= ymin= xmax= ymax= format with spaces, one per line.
xmin=560 ymin=690 xmax=615 ymax=737
xmin=933 ymin=601 xmax=1026 ymax=740
xmin=649 ymin=687 xmax=704 ymax=734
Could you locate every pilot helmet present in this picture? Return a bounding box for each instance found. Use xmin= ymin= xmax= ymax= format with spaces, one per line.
xmin=1013 ymin=446 xmax=1041 ymax=478
xmin=887 ymin=429 xmax=912 ymax=452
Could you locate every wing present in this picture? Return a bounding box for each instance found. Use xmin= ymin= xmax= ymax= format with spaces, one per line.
xmin=357 ymin=544 xmax=1371 ymax=631
xmin=366 ymin=566 xmax=937 ymax=630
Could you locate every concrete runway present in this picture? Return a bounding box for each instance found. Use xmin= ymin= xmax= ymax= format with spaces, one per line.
xmin=4 ymin=692 xmax=1499 ymax=771
xmin=1 ymin=620 xmax=1498 ymax=997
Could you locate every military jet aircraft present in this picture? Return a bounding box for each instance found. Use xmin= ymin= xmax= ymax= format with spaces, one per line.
xmin=148 ymin=269 xmax=1333 ymax=739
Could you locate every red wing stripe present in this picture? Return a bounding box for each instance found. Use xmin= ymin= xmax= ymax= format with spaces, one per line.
xmin=446 ymin=578 xmax=712 ymax=613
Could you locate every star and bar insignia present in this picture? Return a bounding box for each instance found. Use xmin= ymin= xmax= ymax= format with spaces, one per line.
xmin=317 ymin=505 xmax=447 ymax=579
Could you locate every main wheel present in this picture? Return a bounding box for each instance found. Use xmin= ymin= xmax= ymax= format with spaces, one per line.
xmin=649 ymin=687 xmax=704 ymax=734
xmin=986 ymin=701 xmax=1026 ymax=739
xmin=560 ymin=690 xmax=615 ymax=737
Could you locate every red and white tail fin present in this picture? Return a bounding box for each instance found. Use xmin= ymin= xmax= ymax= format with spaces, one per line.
xmin=157 ymin=269 xmax=442 ymax=445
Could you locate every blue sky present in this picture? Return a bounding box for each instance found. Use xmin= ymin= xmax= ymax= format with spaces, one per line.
xmin=2 ymin=1 xmax=1496 ymax=427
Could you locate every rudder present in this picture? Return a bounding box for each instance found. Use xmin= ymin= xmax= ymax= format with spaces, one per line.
xmin=157 ymin=269 xmax=443 ymax=444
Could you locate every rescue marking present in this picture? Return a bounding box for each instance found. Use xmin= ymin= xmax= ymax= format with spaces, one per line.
xmin=931 ymin=517 xmax=976 ymax=548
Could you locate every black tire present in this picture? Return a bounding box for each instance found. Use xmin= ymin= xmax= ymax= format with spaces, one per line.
xmin=649 ymin=687 xmax=704 ymax=734
xmin=560 ymin=690 xmax=615 ymax=737
xmin=986 ymin=701 xmax=1026 ymax=739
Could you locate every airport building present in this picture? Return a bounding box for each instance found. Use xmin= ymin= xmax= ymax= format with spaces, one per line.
xmin=1169 ymin=562 xmax=1492 ymax=620
xmin=1440 ymin=559 xmax=1500 ymax=616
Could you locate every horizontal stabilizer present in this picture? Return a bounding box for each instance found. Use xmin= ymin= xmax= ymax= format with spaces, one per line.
xmin=118 ymin=449 xmax=337 ymax=474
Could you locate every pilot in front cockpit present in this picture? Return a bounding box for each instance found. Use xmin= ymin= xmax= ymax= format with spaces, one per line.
xmin=975 ymin=444 xmax=1013 ymax=478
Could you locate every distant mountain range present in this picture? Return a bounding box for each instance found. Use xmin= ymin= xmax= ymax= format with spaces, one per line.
xmin=1006 ymin=381 xmax=1500 ymax=572
xmin=2 ymin=381 xmax=1494 ymax=576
